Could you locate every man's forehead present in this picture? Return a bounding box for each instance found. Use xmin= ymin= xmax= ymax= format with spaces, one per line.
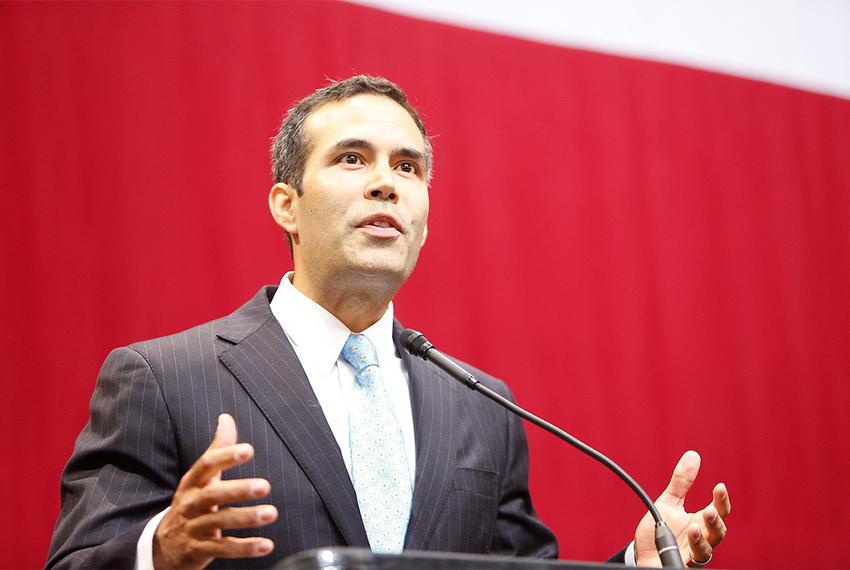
xmin=303 ymin=94 xmax=425 ymax=150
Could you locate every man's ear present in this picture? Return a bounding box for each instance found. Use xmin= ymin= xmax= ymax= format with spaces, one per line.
xmin=269 ymin=183 xmax=298 ymax=236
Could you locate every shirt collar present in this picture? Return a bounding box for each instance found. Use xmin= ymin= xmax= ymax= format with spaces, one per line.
xmin=269 ymin=272 xmax=396 ymax=376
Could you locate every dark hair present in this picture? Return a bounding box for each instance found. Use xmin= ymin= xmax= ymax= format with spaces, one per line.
xmin=271 ymin=75 xmax=432 ymax=195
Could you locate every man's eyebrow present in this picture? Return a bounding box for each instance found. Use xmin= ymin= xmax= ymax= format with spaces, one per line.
xmin=328 ymin=138 xmax=374 ymax=155
xmin=395 ymin=147 xmax=426 ymax=163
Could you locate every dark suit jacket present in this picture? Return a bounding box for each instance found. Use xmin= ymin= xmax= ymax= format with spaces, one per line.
xmin=47 ymin=286 xmax=559 ymax=568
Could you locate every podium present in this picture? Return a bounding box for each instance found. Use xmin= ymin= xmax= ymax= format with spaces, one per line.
xmin=276 ymin=548 xmax=629 ymax=569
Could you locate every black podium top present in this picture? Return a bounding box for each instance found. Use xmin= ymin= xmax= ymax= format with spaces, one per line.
xmin=276 ymin=548 xmax=628 ymax=570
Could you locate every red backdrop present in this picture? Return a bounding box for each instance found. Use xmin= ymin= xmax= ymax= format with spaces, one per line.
xmin=2 ymin=2 xmax=850 ymax=568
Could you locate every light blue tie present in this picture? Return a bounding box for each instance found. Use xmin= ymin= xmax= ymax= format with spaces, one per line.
xmin=341 ymin=333 xmax=412 ymax=553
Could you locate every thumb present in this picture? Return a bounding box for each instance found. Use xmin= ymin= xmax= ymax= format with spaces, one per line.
xmin=660 ymin=450 xmax=701 ymax=505
xmin=210 ymin=413 xmax=238 ymax=449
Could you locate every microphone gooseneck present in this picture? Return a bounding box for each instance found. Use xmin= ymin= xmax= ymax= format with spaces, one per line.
xmin=400 ymin=328 xmax=684 ymax=568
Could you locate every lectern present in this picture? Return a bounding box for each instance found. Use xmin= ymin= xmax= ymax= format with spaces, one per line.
xmin=276 ymin=548 xmax=630 ymax=569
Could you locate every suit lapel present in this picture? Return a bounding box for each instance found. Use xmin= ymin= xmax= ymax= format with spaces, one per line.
xmin=395 ymin=324 xmax=457 ymax=550
xmin=216 ymin=287 xmax=369 ymax=548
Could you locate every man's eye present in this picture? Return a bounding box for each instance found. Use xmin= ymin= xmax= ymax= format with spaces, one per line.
xmin=397 ymin=161 xmax=417 ymax=174
xmin=340 ymin=154 xmax=361 ymax=165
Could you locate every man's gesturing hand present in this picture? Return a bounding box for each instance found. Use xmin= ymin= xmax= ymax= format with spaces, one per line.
xmin=634 ymin=451 xmax=730 ymax=567
xmin=152 ymin=414 xmax=278 ymax=569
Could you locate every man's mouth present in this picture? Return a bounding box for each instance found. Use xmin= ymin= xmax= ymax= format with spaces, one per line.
xmin=358 ymin=214 xmax=403 ymax=237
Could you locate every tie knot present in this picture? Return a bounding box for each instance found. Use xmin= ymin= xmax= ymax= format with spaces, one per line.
xmin=341 ymin=333 xmax=380 ymax=375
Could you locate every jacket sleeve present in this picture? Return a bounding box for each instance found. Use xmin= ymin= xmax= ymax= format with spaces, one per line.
xmin=489 ymin=383 xmax=560 ymax=559
xmin=46 ymin=347 xmax=182 ymax=569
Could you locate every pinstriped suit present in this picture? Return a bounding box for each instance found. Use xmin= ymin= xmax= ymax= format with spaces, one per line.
xmin=47 ymin=286 xmax=558 ymax=568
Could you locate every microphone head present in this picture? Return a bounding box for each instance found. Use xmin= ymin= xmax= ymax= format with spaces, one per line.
xmin=400 ymin=328 xmax=433 ymax=359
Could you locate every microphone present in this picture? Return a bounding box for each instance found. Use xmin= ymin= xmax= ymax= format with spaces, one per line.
xmin=400 ymin=328 xmax=684 ymax=568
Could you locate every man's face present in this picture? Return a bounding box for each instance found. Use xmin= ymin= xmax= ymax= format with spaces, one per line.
xmin=283 ymin=94 xmax=430 ymax=292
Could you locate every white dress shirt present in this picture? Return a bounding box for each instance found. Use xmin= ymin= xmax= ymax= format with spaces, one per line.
xmin=269 ymin=272 xmax=416 ymax=479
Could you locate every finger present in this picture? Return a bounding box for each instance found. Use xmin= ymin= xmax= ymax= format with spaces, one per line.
xmin=208 ymin=414 xmax=240 ymax=485
xmin=702 ymin=506 xmax=727 ymax=547
xmin=179 ymin=444 xmax=255 ymax=490
xmin=187 ymin=536 xmax=274 ymax=559
xmin=710 ymin=483 xmax=731 ymax=519
xmin=188 ymin=505 xmax=278 ymax=534
xmin=211 ymin=414 xmax=238 ymax=449
xmin=660 ymin=450 xmax=701 ymax=505
xmin=183 ymin=478 xmax=271 ymax=517
xmin=686 ymin=522 xmax=712 ymax=567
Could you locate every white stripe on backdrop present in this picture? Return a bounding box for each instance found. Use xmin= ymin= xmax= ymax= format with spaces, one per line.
xmin=351 ymin=0 xmax=850 ymax=99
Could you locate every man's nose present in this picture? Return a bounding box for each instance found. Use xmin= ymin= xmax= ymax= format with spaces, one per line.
xmin=365 ymin=163 xmax=398 ymax=202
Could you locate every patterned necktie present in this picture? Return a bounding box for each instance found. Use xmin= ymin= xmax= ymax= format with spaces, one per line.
xmin=341 ymin=333 xmax=412 ymax=553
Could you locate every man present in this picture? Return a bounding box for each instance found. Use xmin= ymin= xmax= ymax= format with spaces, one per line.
xmin=47 ymin=76 xmax=729 ymax=569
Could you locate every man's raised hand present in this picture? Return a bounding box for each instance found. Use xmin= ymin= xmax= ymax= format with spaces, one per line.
xmin=634 ymin=451 xmax=730 ymax=567
xmin=152 ymin=414 xmax=277 ymax=569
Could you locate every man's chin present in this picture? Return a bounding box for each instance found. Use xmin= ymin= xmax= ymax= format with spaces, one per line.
xmin=352 ymin=262 xmax=409 ymax=283
xmin=342 ymin=256 xmax=414 ymax=287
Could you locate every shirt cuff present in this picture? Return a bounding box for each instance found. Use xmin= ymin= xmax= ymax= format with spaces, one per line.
xmin=135 ymin=507 xmax=170 ymax=570
xmin=624 ymin=540 xmax=637 ymax=566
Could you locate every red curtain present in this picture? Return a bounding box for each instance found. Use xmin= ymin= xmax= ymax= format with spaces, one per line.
xmin=2 ymin=2 xmax=849 ymax=568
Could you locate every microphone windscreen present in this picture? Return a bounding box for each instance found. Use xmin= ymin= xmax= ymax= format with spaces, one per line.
xmin=400 ymin=328 xmax=421 ymax=349
xmin=400 ymin=329 xmax=431 ymax=358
